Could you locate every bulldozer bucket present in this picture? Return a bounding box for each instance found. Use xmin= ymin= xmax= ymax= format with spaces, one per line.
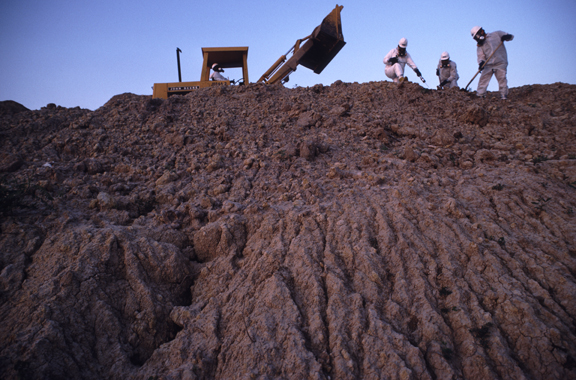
xmin=258 ymin=5 xmax=345 ymax=84
xmin=298 ymin=5 xmax=345 ymax=74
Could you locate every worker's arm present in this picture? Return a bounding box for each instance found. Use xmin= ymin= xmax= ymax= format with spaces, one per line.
xmin=383 ymin=49 xmax=397 ymax=66
xmin=406 ymin=53 xmax=417 ymax=70
xmin=448 ymin=62 xmax=458 ymax=82
xmin=477 ymin=46 xmax=487 ymax=66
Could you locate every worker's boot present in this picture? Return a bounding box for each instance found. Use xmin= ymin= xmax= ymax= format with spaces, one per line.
xmin=398 ymin=76 xmax=407 ymax=87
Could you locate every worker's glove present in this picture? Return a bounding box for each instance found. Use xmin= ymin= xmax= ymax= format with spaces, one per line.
xmin=436 ymin=69 xmax=439 ymax=76
xmin=501 ymin=34 xmax=513 ymax=42
xmin=478 ymin=61 xmax=485 ymax=71
xmin=414 ymin=68 xmax=422 ymax=77
xmin=440 ymin=79 xmax=449 ymax=87
xmin=389 ymin=56 xmax=398 ymax=64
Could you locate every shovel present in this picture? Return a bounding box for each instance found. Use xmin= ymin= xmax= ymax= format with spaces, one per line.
xmin=464 ymin=40 xmax=504 ymax=91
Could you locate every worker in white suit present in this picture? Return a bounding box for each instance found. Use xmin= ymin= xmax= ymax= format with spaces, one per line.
xmin=436 ymin=51 xmax=459 ymax=89
xmin=471 ymin=26 xmax=514 ymax=99
xmin=210 ymin=63 xmax=228 ymax=81
xmin=383 ymin=38 xmax=422 ymax=83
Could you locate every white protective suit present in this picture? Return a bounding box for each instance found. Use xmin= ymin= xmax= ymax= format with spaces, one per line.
xmin=383 ymin=48 xmax=418 ymax=82
xmin=210 ymin=71 xmax=228 ymax=81
xmin=476 ymin=30 xmax=513 ymax=98
xmin=437 ymin=60 xmax=459 ymax=89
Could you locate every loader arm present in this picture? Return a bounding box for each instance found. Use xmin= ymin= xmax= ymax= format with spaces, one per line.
xmin=257 ymin=5 xmax=345 ymax=85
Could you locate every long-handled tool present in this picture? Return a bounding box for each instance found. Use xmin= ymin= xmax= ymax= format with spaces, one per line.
xmin=464 ymin=40 xmax=504 ymax=91
xmin=414 ymin=68 xmax=429 ymax=88
xmin=418 ymin=75 xmax=429 ymax=88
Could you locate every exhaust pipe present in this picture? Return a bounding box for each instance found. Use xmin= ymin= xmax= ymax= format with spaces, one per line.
xmin=176 ymin=48 xmax=182 ymax=82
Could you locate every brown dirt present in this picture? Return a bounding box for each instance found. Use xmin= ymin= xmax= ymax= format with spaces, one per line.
xmin=1 ymin=81 xmax=575 ymax=380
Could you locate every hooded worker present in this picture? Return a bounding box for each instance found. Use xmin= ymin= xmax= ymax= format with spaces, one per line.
xmin=471 ymin=26 xmax=514 ymax=99
xmin=383 ymin=38 xmax=422 ymax=83
xmin=436 ymin=51 xmax=459 ymax=89
xmin=210 ymin=63 xmax=228 ymax=81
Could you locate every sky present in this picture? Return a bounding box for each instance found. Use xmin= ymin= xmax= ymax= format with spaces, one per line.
xmin=1 ymin=0 xmax=575 ymax=111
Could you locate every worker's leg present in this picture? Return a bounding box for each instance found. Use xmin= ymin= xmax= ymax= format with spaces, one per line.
xmin=385 ymin=66 xmax=399 ymax=83
xmin=494 ymin=64 xmax=508 ymax=99
xmin=393 ymin=63 xmax=405 ymax=79
xmin=476 ymin=68 xmax=493 ymax=97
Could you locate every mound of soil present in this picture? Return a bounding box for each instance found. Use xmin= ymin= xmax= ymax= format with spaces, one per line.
xmin=0 ymin=100 xmax=29 ymax=116
xmin=1 ymin=81 xmax=575 ymax=379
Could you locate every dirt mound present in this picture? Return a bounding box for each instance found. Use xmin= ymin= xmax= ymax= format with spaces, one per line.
xmin=1 ymin=82 xmax=575 ymax=379
xmin=0 ymin=100 xmax=29 ymax=116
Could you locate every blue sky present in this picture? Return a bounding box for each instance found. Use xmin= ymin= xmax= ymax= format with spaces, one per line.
xmin=1 ymin=0 xmax=575 ymax=110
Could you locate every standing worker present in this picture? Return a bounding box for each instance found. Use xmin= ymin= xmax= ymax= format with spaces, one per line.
xmin=383 ymin=38 xmax=422 ymax=84
xmin=436 ymin=52 xmax=459 ymax=89
xmin=471 ymin=26 xmax=514 ymax=99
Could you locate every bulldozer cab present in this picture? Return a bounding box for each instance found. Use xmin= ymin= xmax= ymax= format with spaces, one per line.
xmin=200 ymin=47 xmax=249 ymax=83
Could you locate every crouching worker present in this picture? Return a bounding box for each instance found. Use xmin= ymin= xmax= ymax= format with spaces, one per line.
xmin=383 ymin=38 xmax=422 ymax=84
xmin=210 ymin=63 xmax=228 ymax=81
xmin=436 ymin=51 xmax=459 ymax=89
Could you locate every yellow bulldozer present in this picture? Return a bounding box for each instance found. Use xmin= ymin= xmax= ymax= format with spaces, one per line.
xmin=152 ymin=5 xmax=345 ymax=99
